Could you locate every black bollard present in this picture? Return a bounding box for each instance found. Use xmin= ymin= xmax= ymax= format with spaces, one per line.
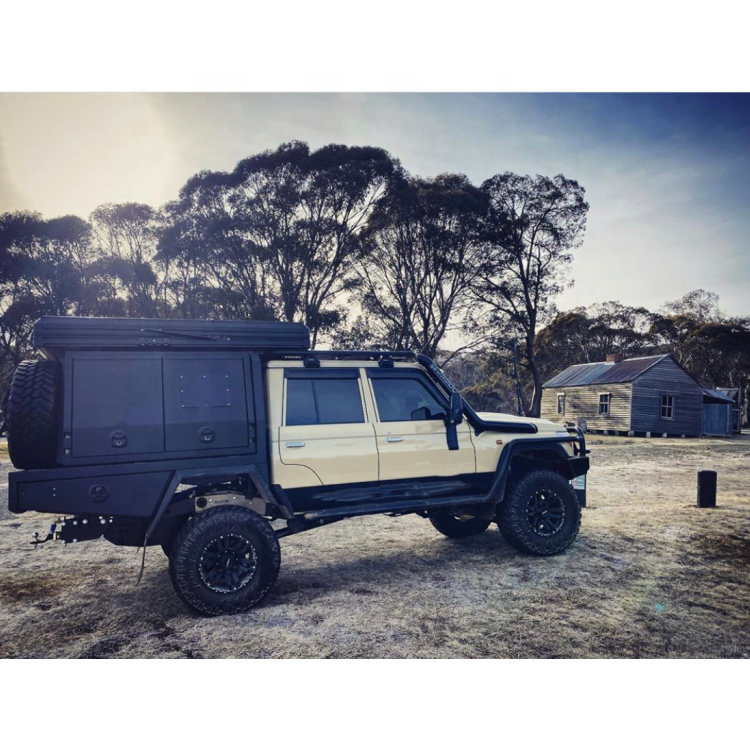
xmin=697 ymin=470 xmax=717 ymax=508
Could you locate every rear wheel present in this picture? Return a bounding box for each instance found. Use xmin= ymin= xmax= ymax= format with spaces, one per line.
xmin=496 ymin=470 xmax=581 ymax=555
xmin=430 ymin=511 xmax=491 ymax=538
xmin=169 ymin=506 xmax=280 ymax=616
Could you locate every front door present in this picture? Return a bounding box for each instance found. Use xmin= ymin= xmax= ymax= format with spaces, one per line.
xmin=277 ymin=368 xmax=378 ymax=486
xmin=367 ymin=370 xmax=475 ymax=481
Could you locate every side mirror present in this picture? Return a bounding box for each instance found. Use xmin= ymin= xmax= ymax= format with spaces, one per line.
xmin=410 ymin=406 xmax=431 ymax=421
xmin=449 ymin=391 xmax=463 ymax=425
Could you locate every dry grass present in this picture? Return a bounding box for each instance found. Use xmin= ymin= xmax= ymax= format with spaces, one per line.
xmin=0 ymin=434 xmax=749 ymax=658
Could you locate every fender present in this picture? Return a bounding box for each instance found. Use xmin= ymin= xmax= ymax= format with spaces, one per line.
xmin=488 ymin=429 xmax=589 ymax=504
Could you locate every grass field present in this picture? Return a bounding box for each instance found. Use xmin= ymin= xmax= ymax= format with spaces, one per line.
xmin=0 ymin=434 xmax=748 ymax=658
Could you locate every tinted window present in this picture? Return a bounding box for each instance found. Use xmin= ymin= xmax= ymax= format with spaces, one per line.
xmin=372 ymin=378 xmax=446 ymax=422
xmin=286 ymin=377 xmax=364 ymax=425
xmin=316 ymin=379 xmax=364 ymax=424
xmin=286 ymin=379 xmax=317 ymax=426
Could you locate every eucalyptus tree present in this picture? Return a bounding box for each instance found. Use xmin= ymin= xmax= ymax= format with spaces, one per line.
xmin=159 ymin=141 xmax=398 ymax=343
xmin=90 ymin=202 xmax=163 ymax=317
xmin=353 ymin=173 xmax=490 ymax=361
xmin=535 ymin=300 xmax=655 ymax=378
xmin=474 ymin=173 xmax=589 ymax=416
xmin=0 ymin=210 xmax=121 ymax=387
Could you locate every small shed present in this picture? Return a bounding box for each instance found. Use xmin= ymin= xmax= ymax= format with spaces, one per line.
xmin=541 ymin=354 xmax=705 ymax=436
xmin=716 ymin=387 xmax=743 ymax=433
xmin=701 ymin=388 xmax=734 ymax=436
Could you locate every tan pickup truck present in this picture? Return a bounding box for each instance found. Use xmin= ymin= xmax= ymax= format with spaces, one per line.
xmin=4 ymin=317 xmax=589 ymax=615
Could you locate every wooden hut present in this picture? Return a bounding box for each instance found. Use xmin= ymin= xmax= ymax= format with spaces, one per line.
xmin=541 ymin=354 xmax=704 ymax=436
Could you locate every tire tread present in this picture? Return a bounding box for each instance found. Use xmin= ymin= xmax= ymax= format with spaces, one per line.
xmin=7 ymin=359 xmax=60 ymax=470
xmin=496 ymin=469 xmax=581 ymax=556
xmin=169 ymin=506 xmax=280 ymax=616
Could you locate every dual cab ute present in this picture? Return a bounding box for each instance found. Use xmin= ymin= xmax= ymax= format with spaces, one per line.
xmin=3 ymin=317 xmax=589 ymax=615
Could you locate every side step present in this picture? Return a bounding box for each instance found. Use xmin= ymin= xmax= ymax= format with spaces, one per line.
xmin=301 ymin=494 xmax=491 ymax=522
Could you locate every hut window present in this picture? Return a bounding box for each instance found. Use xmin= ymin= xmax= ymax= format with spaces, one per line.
xmin=598 ymin=393 xmax=610 ymax=415
xmin=661 ymin=394 xmax=675 ymax=419
xmin=557 ymin=394 xmax=565 ymax=414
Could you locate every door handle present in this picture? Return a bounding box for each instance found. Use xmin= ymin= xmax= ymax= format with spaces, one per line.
xmin=286 ymin=441 xmax=305 ymax=448
xmin=386 ymin=436 xmax=404 ymax=443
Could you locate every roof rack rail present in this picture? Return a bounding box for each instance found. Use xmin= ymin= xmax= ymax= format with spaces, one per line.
xmin=272 ymin=350 xmax=417 ymax=367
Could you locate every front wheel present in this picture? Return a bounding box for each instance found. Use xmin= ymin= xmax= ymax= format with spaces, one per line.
xmin=169 ymin=506 xmax=280 ymax=616
xmin=496 ymin=470 xmax=581 ymax=556
xmin=430 ymin=511 xmax=491 ymax=538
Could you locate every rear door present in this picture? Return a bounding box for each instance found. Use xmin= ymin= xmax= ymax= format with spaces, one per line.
xmin=367 ymin=369 xmax=475 ymax=481
xmin=277 ymin=368 xmax=378 ymax=486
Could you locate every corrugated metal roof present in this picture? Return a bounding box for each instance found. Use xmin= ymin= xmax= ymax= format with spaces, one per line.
xmin=542 ymin=362 xmax=612 ymax=387
xmin=702 ymin=388 xmax=735 ymax=404
xmin=543 ymin=355 xmax=668 ymax=388
xmin=717 ymin=387 xmax=739 ymax=400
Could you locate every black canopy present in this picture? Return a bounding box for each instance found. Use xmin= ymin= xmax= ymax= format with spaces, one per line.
xmin=33 ymin=316 xmax=310 ymax=354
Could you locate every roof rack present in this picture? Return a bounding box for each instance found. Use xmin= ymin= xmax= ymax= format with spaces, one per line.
xmin=273 ymin=350 xmax=417 ymax=368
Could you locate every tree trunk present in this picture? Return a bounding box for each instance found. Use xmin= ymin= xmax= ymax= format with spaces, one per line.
xmin=530 ymin=368 xmax=543 ymax=417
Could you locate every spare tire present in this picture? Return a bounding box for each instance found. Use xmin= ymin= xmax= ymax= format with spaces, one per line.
xmin=7 ymin=359 xmax=61 ymax=470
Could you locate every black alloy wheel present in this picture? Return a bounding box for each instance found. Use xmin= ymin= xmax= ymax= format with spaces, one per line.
xmin=525 ymin=489 xmax=566 ymax=537
xmin=169 ymin=506 xmax=280 ymax=615
xmin=199 ymin=533 xmax=258 ymax=593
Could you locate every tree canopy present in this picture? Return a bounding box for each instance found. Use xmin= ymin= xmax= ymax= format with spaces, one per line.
xmin=1 ymin=141 xmax=746 ymax=425
xmin=471 ymin=173 xmax=589 ymax=415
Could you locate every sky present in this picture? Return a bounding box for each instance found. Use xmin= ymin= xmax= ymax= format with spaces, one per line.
xmin=0 ymin=92 xmax=748 ymax=316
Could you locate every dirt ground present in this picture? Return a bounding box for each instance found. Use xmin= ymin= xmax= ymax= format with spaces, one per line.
xmin=0 ymin=434 xmax=748 ymax=658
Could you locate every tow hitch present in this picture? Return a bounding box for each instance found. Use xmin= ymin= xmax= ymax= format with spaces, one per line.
xmin=30 ymin=522 xmax=57 ymax=547
xmin=30 ymin=516 xmax=114 ymax=547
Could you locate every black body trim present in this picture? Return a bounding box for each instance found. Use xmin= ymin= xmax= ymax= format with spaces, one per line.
xmin=283 ymin=474 xmax=487 ymax=512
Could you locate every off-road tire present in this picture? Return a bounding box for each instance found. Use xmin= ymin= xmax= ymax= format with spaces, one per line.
xmin=430 ymin=511 xmax=491 ymax=538
xmin=7 ymin=359 xmax=61 ymax=470
xmin=169 ymin=506 xmax=280 ymax=616
xmin=496 ymin=469 xmax=581 ymax=556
